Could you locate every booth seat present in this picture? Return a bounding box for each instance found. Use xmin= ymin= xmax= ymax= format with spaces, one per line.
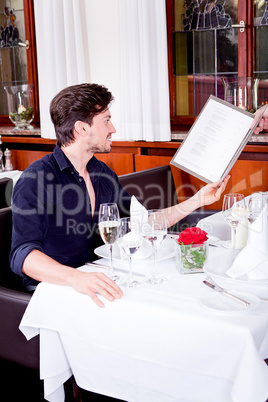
xmin=118 ymin=165 xmax=218 ymax=231
xmin=0 ymin=178 xmax=42 ymax=400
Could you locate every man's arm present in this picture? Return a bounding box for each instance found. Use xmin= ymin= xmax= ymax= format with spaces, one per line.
xmin=22 ymin=250 xmax=123 ymax=308
xmin=162 ymin=176 xmax=230 ymax=228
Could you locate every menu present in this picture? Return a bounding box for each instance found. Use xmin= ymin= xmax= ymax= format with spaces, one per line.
xmin=171 ymin=95 xmax=265 ymax=183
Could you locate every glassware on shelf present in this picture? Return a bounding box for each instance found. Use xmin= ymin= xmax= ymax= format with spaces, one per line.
xmin=4 ymin=84 xmax=34 ymax=130
xmin=221 ymin=77 xmax=259 ymax=112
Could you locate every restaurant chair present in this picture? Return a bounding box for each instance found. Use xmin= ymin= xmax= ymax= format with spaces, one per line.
xmin=119 ymin=165 xmax=178 ymax=210
xmin=118 ymin=165 xmax=218 ymax=231
xmin=119 ymin=165 xmax=180 ymax=232
xmin=0 ymin=177 xmax=13 ymax=208
xmin=0 ymin=206 xmax=39 ymax=366
xmin=0 ymin=206 xmax=42 ymax=399
xmin=0 ymin=206 xmax=81 ymax=401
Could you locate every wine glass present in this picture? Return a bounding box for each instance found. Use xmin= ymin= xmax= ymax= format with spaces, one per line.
xmin=222 ymin=194 xmax=246 ymax=250
xmin=248 ymin=196 xmax=264 ymax=224
xmin=117 ymin=217 xmax=143 ymax=287
xmin=98 ymin=203 xmax=120 ymax=281
xmin=142 ymin=210 xmax=167 ymax=285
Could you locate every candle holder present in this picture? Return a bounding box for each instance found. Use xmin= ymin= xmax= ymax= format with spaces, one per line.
xmin=4 ymin=84 xmax=34 ymax=130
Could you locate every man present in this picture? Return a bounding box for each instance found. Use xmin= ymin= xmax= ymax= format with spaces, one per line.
xmin=10 ymin=83 xmax=229 ymax=308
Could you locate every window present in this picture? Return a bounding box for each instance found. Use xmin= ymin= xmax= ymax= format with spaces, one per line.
xmin=0 ymin=0 xmax=38 ymax=125
xmin=166 ymin=0 xmax=268 ymax=130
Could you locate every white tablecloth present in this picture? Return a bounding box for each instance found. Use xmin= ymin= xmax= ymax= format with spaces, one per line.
xmin=0 ymin=170 xmax=22 ymax=186
xmin=19 ymin=242 xmax=268 ymax=402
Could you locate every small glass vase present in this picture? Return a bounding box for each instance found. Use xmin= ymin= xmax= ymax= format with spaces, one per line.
xmin=178 ymin=242 xmax=208 ymax=274
xmin=4 ymin=84 xmax=34 ymax=130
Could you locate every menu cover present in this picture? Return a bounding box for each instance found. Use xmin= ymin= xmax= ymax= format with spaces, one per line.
xmin=171 ymin=95 xmax=265 ymax=183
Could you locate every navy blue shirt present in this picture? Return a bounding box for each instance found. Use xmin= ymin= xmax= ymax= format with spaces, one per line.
xmin=10 ymin=145 xmax=131 ymax=288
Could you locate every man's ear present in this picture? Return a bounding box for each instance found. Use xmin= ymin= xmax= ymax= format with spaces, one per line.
xmin=74 ymin=120 xmax=87 ymax=136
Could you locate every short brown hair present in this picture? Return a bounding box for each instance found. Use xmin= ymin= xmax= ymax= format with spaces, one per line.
xmin=50 ymin=83 xmax=114 ymax=146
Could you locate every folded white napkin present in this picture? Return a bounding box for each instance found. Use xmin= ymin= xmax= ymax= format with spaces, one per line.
xmin=129 ymin=196 xmax=151 ymax=259
xmin=226 ymin=204 xmax=268 ymax=280
xmin=130 ymin=195 xmax=148 ymax=225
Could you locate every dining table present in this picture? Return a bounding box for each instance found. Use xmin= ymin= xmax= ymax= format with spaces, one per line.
xmin=0 ymin=169 xmax=22 ymax=185
xmin=19 ymin=211 xmax=268 ymax=402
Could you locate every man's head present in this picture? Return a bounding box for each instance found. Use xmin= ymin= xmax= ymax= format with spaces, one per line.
xmin=50 ymin=83 xmax=114 ymax=147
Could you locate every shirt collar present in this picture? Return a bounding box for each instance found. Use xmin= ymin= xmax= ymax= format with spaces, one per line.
xmin=53 ymin=144 xmax=105 ymax=174
xmin=53 ymin=144 xmax=73 ymax=171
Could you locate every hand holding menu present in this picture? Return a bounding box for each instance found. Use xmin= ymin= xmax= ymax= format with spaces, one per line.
xmin=171 ymin=95 xmax=265 ymax=183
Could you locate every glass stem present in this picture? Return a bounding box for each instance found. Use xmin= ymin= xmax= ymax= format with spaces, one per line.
xmin=128 ymin=255 xmax=134 ymax=281
xmin=109 ymin=244 xmax=114 ymax=276
xmin=232 ymin=227 xmax=237 ymax=251
xmin=152 ymin=242 xmax=158 ymax=278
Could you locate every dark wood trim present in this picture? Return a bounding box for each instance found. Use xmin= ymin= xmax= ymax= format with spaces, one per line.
xmin=166 ymin=0 xmax=194 ymax=130
xmin=247 ymin=0 xmax=254 ymax=77
xmin=23 ymin=0 xmax=39 ymax=125
xmin=238 ymin=2 xmax=248 ymax=79
xmin=166 ymin=0 xmax=174 ymax=122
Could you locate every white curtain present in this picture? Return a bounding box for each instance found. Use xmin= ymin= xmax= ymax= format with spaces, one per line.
xmin=119 ymin=0 xmax=171 ymax=141
xmin=33 ymin=0 xmax=91 ymax=139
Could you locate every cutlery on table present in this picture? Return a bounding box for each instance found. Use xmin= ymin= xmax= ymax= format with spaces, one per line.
xmin=203 ymin=276 xmax=250 ymax=307
xmin=85 ymin=261 xmax=145 ymax=278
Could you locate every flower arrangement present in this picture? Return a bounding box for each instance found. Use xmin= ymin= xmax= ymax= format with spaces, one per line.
xmin=177 ymin=227 xmax=208 ymax=272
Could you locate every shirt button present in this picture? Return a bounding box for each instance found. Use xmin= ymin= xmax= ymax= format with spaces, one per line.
xmin=79 ymin=178 xmax=82 ymax=182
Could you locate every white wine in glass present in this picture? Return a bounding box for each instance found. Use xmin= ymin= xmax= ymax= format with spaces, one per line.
xmin=98 ymin=203 xmax=120 ymax=281
xmin=222 ymin=193 xmax=246 ymax=250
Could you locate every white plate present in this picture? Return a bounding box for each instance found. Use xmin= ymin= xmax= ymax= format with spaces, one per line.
xmin=201 ymin=290 xmax=260 ymax=313
xmin=204 ymin=259 xmax=268 ymax=299
xmin=94 ymin=236 xmax=177 ymax=262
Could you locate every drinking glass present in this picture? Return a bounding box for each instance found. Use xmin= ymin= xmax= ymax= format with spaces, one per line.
xmin=248 ymin=196 xmax=264 ymax=224
xmin=222 ymin=194 xmax=246 ymax=250
xmin=98 ymin=203 xmax=120 ymax=281
xmin=142 ymin=210 xmax=167 ymax=284
xmin=118 ymin=217 xmax=143 ymax=287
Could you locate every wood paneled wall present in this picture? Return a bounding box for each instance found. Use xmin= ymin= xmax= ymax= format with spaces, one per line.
xmin=3 ymin=137 xmax=268 ymax=210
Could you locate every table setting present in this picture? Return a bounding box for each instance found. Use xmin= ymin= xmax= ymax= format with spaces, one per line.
xmin=19 ymin=194 xmax=268 ymax=402
xmin=198 ymin=192 xmax=268 ymax=299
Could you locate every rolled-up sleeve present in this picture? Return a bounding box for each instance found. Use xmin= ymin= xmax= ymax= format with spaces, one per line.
xmin=10 ymin=169 xmax=47 ymax=283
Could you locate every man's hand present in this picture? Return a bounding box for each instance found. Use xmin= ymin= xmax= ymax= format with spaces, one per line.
xmin=72 ymin=270 xmax=123 ymax=308
xmin=194 ymin=175 xmax=230 ymax=207
xmin=251 ymin=104 xmax=268 ymax=135
xmin=22 ymin=250 xmax=123 ymax=308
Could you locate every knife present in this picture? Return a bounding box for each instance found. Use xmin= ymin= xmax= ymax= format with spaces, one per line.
xmin=85 ymin=261 xmax=146 ymax=278
xmin=203 ymin=280 xmax=250 ymax=307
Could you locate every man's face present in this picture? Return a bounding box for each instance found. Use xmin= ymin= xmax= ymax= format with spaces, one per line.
xmin=85 ymin=108 xmax=116 ymax=154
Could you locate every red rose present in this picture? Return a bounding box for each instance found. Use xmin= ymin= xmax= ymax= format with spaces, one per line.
xmin=178 ymin=227 xmax=208 ymax=246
